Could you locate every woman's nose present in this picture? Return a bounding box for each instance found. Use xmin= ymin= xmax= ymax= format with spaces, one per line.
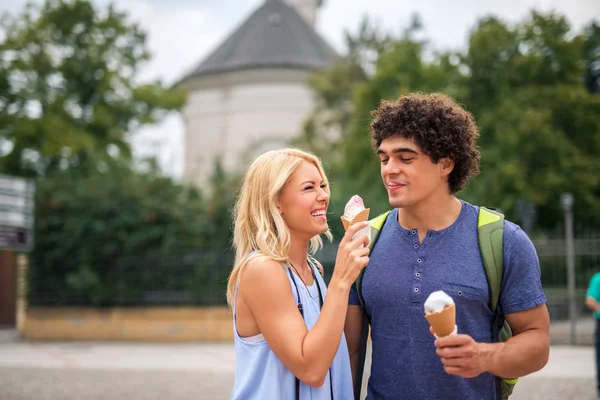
xmin=318 ymin=187 xmax=330 ymax=200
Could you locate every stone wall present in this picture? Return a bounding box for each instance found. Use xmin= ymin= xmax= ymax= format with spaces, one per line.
xmin=20 ymin=307 xmax=234 ymax=342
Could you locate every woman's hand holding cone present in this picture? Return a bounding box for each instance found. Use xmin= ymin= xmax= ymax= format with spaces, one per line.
xmin=331 ymin=221 xmax=370 ymax=289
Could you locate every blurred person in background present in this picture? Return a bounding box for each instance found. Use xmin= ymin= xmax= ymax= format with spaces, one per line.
xmin=586 ymin=272 xmax=600 ymax=398
xmin=227 ymin=148 xmax=369 ymax=399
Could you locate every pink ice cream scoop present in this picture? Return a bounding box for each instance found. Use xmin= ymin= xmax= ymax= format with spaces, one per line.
xmin=343 ymin=195 xmax=366 ymax=220
xmin=340 ymin=195 xmax=371 ymax=247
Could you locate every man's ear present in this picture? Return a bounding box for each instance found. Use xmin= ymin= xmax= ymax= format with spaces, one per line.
xmin=440 ymin=157 xmax=454 ymax=176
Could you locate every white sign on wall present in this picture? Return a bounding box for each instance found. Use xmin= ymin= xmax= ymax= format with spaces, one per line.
xmin=0 ymin=174 xmax=35 ymax=252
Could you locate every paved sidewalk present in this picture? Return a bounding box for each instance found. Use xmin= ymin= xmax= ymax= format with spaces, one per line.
xmin=0 ymin=329 xmax=596 ymax=400
xmin=0 ymin=340 xmax=236 ymax=371
xmin=0 ymin=338 xmax=237 ymax=400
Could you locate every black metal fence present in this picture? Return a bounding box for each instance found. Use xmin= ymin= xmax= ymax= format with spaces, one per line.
xmin=114 ymin=249 xmax=234 ymax=306
xmin=27 ymin=232 xmax=600 ymax=318
xmin=534 ymin=231 xmax=600 ymax=320
xmin=28 ymin=249 xmax=234 ymax=307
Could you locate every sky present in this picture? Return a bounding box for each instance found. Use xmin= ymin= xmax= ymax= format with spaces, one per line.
xmin=1 ymin=0 xmax=598 ymax=178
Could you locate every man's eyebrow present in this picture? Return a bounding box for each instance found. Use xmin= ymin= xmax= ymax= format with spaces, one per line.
xmin=377 ymin=147 xmax=420 ymax=156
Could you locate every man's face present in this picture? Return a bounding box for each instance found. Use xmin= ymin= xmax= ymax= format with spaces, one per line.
xmin=377 ymin=136 xmax=452 ymax=208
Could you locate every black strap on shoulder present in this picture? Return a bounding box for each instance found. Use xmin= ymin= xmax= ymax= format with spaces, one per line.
xmin=288 ymin=268 xmax=303 ymax=317
xmin=288 ymin=262 xmax=334 ymax=400
xmin=309 ymin=259 xmax=334 ymax=400
xmin=287 ymin=268 xmax=303 ymax=400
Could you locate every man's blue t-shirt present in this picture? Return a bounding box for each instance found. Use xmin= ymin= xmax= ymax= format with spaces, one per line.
xmin=349 ymin=200 xmax=547 ymax=400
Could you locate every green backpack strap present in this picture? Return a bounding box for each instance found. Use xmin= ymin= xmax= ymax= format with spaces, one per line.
xmin=477 ymin=206 xmax=504 ymax=313
xmin=355 ymin=210 xmax=391 ymax=312
xmin=352 ymin=210 xmax=390 ymax=400
xmin=477 ymin=206 xmax=518 ymax=399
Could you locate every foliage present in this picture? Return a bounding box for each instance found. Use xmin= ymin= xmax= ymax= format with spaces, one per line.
xmin=461 ymin=12 xmax=600 ymax=228
xmin=6 ymin=2 xmax=597 ymax=305
xmin=298 ymin=11 xmax=600 ymax=234
xmin=29 ymin=161 xmax=211 ymax=306
xmin=0 ymin=0 xmax=185 ymax=178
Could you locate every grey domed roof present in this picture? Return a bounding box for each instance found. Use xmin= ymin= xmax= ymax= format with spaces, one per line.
xmin=179 ymin=0 xmax=336 ymax=82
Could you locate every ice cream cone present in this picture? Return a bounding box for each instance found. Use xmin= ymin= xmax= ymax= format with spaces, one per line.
xmin=425 ymin=304 xmax=456 ymax=337
xmin=341 ymin=208 xmax=371 ymax=231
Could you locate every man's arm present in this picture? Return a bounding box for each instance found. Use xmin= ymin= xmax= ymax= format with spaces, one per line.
xmin=434 ymin=303 xmax=550 ymax=378
xmin=586 ymin=274 xmax=600 ymax=313
xmin=586 ymin=296 xmax=600 ymax=313
xmin=436 ymin=224 xmax=550 ymax=378
xmin=480 ymin=224 xmax=549 ymax=377
xmin=484 ymin=303 xmax=550 ymax=377
xmin=345 ymin=304 xmax=369 ymax=400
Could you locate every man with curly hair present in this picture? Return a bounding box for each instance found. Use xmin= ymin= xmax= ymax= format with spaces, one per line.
xmin=344 ymin=93 xmax=550 ymax=399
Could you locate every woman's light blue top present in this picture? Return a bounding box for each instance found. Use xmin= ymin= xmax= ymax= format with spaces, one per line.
xmin=231 ymin=259 xmax=354 ymax=400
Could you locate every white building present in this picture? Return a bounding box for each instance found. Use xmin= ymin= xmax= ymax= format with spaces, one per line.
xmin=176 ymin=0 xmax=336 ymax=186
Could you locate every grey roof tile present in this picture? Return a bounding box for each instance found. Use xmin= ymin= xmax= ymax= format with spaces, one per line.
xmin=180 ymin=0 xmax=337 ymax=81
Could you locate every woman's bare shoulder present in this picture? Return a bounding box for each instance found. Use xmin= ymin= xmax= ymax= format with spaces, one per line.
xmin=239 ymin=255 xmax=288 ymax=291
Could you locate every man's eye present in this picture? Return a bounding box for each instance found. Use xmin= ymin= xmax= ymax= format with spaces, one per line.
xmin=401 ymin=158 xmax=414 ymax=162
xmin=379 ymin=158 xmax=389 ymax=164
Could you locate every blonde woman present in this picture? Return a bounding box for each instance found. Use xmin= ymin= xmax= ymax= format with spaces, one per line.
xmin=228 ymin=148 xmax=370 ymax=400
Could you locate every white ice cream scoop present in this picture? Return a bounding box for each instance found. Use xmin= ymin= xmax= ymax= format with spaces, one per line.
xmin=424 ymin=290 xmax=457 ymax=337
xmin=424 ymin=290 xmax=455 ymax=314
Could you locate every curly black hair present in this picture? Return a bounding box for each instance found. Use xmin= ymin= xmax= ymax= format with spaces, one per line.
xmin=370 ymin=92 xmax=480 ymax=193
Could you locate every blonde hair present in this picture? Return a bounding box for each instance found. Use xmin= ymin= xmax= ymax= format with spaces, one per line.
xmin=226 ymin=148 xmax=333 ymax=307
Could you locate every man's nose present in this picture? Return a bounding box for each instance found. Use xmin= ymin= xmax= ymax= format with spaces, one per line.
xmin=383 ymin=158 xmax=401 ymax=175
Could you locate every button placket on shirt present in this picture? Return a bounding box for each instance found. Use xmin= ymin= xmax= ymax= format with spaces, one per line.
xmin=412 ymin=231 xmax=422 ymax=295
xmin=415 ymin=256 xmax=423 ymax=278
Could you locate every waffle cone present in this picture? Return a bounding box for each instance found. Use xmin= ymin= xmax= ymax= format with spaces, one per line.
xmin=425 ymin=304 xmax=456 ymax=337
xmin=340 ymin=208 xmax=370 ymax=231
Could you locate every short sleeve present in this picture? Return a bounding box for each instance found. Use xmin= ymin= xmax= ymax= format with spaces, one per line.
xmin=498 ymin=223 xmax=547 ymax=315
xmin=349 ymin=281 xmax=361 ymax=305
xmin=587 ymin=273 xmax=600 ymax=301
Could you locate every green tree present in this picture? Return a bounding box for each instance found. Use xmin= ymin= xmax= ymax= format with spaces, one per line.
xmin=461 ymin=16 xmax=519 ymax=117
xmin=292 ymin=16 xmax=393 ymax=162
xmin=204 ymin=156 xmax=240 ymax=251
xmin=339 ymin=21 xmax=463 ymax=222
xmin=0 ymin=0 xmax=185 ymax=177
xmin=583 ymin=21 xmax=600 ymax=93
xmin=462 ymin=11 xmax=600 ymax=230
xmin=295 ymin=16 xmax=464 ymax=235
xmin=30 ymin=162 xmax=210 ymax=306
xmin=302 ymin=10 xmax=599 ymax=233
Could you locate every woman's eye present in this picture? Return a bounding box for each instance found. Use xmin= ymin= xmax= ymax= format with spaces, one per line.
xmin=320 ymin=184 xmax=327 ymax=189
xmin=303 ymin=186 xmax=314 ymax=191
